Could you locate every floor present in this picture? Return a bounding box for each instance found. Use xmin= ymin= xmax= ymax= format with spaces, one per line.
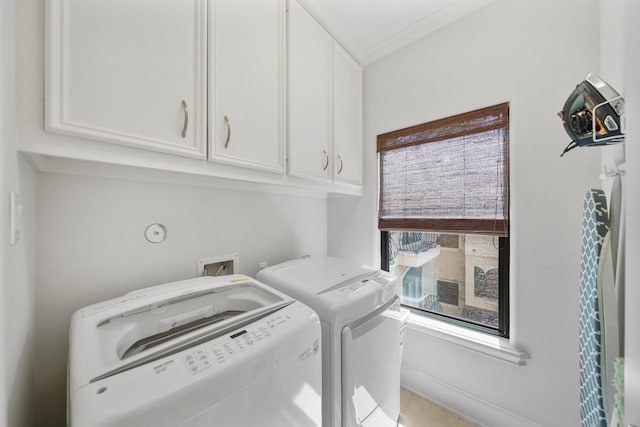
xmin=399 ymin=388 xmax=477 ymax=427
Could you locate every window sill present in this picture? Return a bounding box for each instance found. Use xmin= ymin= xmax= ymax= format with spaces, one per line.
xmin=406 ymin=313 xmax=530 ymax=366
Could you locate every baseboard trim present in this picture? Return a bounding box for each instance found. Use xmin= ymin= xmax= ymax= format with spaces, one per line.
xmin=401 ymin=365 xmax=545 ymax=427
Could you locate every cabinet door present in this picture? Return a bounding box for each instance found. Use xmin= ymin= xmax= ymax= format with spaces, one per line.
xmin=287 ymin=0 xmax=332 ymax=181
xmin=210 ymin=0 xmax=285 ymax=173
xmin=333 ymin=43 xmax=363 ymax=186
xmin=46 ymin=0 xmax=207 ymax=158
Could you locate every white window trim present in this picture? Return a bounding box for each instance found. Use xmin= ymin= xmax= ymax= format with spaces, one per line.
xmin=407 ymin=312 xmax=530 ymax=366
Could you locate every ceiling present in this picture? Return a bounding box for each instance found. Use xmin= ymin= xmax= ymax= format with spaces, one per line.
xmin=300 ymin=0 xmax=497 ymax=65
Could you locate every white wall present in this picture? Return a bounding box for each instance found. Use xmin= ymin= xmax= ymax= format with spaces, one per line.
xmin=329 ymin=0 xmax=602 ymax=425
xmin=599 ymin=0 xmax=640 ymax=424
xmin=3 ymin=164 xmax=37 ymax=427
xmin=0 ymin=0 xmax=10 ymax=422
xmin=34 ymin=174 xmax=327 ymax=425
xmin=599 ymin=0 xmax=625 ymax=196
xmin=1 ymin=0 xmax=38 ymax=426
xmin=622 ymin=0 xmax=640 ymax=423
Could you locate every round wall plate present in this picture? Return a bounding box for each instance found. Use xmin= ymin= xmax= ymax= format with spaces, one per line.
xmin=145 ymin=223 xmax=167 ymax=243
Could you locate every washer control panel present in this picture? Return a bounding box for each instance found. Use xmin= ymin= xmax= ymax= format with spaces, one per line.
xmin=180 ymin=312 xmax=292 ymax=375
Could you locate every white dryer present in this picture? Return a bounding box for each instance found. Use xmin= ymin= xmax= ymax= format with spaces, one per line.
xmin=68 ymin=275 xmax=322 ymax=427
xmin=257 ymin=256 xmax=409 ymax=427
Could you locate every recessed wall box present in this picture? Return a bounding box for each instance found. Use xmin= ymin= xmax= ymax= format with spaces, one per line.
xmin=197 ymin=253 xmax=239 ymax=277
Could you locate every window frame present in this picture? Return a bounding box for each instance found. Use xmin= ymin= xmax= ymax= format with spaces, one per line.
xmin=378 ymin=103 xmax=510 ymax=338
xmin=381 ymin=232 xmax=509 ymax=337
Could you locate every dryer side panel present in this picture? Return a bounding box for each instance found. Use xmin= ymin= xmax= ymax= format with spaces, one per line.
xmin=341 ymin=298 xmax=402 ymax=427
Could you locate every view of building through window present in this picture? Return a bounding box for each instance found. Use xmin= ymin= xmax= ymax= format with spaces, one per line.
xmin=386 ymin=232 xmax=500 ymax=329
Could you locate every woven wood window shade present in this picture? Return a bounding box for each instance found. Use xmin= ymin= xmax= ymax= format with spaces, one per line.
xmin=378 ymin=103 xmax=509 ymax=236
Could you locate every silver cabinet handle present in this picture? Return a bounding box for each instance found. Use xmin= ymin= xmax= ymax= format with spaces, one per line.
xmin=322 ymin=150 xmax=329 ymax=171
xmin=181 ymin=100 xmax=189 ymax=138
xmin=337 ymin=155 xmax=344 ymax=174
xmin=224 ymin=115 xmax=231 ymax=149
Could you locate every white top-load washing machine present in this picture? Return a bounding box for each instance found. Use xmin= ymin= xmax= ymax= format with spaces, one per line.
xmin=257 ymin=256 xmax=409 ymax=427
xmin=68 ymin=275 xmax=322 ymax=427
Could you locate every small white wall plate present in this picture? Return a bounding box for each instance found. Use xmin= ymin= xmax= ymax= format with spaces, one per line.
xmin=10 ymin=192 xmax=23 ymax=245
xmin=145 ymin=223 xmax=167 ymax=243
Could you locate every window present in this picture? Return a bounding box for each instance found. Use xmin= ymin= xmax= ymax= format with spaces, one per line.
xmin=378 ymin=103 xmax=510 ymax=337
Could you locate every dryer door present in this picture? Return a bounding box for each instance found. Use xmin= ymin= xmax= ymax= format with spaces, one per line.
xmin=341 ymin=297 xmax=402 ymax=427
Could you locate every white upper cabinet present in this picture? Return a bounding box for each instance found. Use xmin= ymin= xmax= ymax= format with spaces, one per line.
xmin=288 ymin=0 xmax=363 ymax=187
xmin=43 ymin=0 xmax=362 ymax=194
xmin=45 ymin=0 xmax=207 ymax=158
xmin=210 ymin=0 xmax=285 ymax=173
xmin=332 ymin=42 xmax=363 ymax=186
xmin=287 ymin=0 xmax=333 ymax=182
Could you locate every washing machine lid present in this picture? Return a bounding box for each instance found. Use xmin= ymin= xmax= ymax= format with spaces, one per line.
xmin=257 ymin=256 xmax=399 ymax=323
xmin=70 ymin=275 xmax=293 ymax=387
xmin=257 ymin=256 xmax=374 ymax=295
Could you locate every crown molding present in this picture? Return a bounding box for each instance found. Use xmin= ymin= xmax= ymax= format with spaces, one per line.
xmin=295 ymin=0 xmax=364 ymax=62
xmin=295 ymin=0 xmax=497 ymax=66
xmin=362 ymin=0 xmax=497 ymax=65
